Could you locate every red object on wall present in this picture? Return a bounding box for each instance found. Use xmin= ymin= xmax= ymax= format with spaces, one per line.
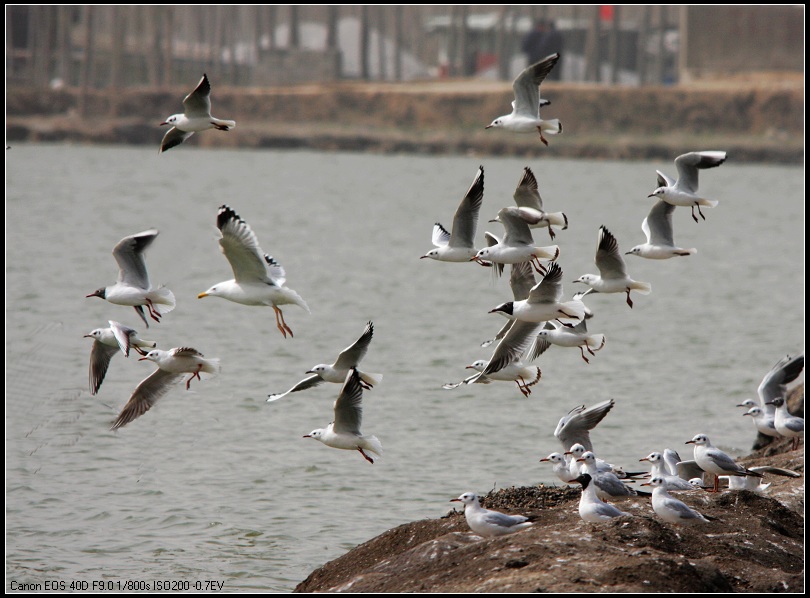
xmin=600 ymin=5 xmax=614 ymax=21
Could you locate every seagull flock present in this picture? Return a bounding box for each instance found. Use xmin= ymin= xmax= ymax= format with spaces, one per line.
xmin=83 ymin=62 xmax=802 ymax=535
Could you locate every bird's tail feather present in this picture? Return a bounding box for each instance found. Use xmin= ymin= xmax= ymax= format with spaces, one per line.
xmin=546 ymin=211 xmax=568 ymax=229
xmin=151 ymin=286 xmax=176 ymax=314
xmin=212 ymin=118 xmax=236 ymax=130
xmin=543 ymin=119 xmax=562 ymax=135
xmin=631 ymin=281 xmax=652 ymax=295
xmin=359 ymin=372 xmax=383 ymax=388
xmin=364 ymin=435 xmax=383 ymax=459
xmin=587 ymin=334 xmax=606 ymax=351
xmin=533 ymin=245 xmax=560 ymax=260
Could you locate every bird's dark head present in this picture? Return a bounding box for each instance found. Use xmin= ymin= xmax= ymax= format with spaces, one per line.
xmin=489 ymin=302 xmax=514 ymax=316
xmin=86 ymin=288 xmax=106 ymax=299
xmin=575 ymin=473 xmax=592 ymax=489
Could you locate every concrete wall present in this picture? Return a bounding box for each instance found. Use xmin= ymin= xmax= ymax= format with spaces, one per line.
xmin=679 ymin=5 xmax=804 ymax=80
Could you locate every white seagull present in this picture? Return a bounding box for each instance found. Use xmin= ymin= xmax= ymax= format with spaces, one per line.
xmin=303 ymin=368 xmax=383 ymax=464
xmin=642 ymin=477 xmax=711 ymax=524
xmin=485 ymin=53 xmax=562 ymax=146
xmin=443 ymin=318 xmax=543 ymax=398
xmin=160 ymin=73 xmax=236 ymax=153
xmin=625 ymin=199 xmax=697 ymax=259
xmin=685 ymin=433 xmax=763 ymax=493
xmin=528 ymin=318 xmax=606 ymax=364
xmin=474 ymin=206 xmax=560 ymax=274
xmin=554 ymin=399 xmax=615 ymax=454
xmin=574 ymin=225 xmax=651 ymax=308
xmin=86 ymin=229 xmax=176 ymax=328
xmin=84 ymin=321 xmax=156 ymax=395
xmin=421 ymin=166 xmax=487 ymax=263
xmin=725 ymin=465 xmax=801 ymax=493
xmin=503 ymin=166 xmax=568 ymax=241
xmin=488 ymin=261 xmax=586 ymax=327
xmin=574 ymin=474 xmax=632 ymax=523
xmin=539 ymin=452 xmax=578 ymax=484
xmin=577 ymin=451 xmax=647 ymax=501
xmin=756 ymin=353 xmax=805 ymax=420
xmin=111 ymin=347 xmax=221 ymax=430
xmin=267 ymin=321 xmax=382 ymax=402
xmin=638 ymin=452 xmax=694 ymax=491
xmin=765 ymin=397 xmax=804 ymax=450
xmin=648 ymin=151 xmax=727 ymax=222
xmin=198 ymin=205 xmax=310 ymax=339
xmin=480 ymin=261 xmax=537 ymax=348
xmin=450 ymin=492 xmax=534 ymax=537
xmin=742 ymin=406 xmax=780 ymax=439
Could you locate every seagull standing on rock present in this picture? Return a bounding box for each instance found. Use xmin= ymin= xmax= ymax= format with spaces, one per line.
xmin=450 ymin=492 xmax=535 ymax=537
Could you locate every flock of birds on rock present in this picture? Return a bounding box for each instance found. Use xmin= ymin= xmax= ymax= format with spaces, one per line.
xmin=82 ymin=54 xmax=803 ymax=534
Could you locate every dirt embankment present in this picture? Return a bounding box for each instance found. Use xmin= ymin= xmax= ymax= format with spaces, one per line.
xmin=5 ymin=78 xmax=804 ymax=163
xmin=295 ymin=386 xmax=804 ymax=593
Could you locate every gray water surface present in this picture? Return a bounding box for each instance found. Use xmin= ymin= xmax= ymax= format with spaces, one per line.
xmin=6 ymin=145 xmax=804 ymax=591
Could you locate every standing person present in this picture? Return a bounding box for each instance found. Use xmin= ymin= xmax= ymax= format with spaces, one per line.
xmin=521 ymin=19 xmax=549 ymax=65
xmin=522 ymin=18 xmax=564 ymax=81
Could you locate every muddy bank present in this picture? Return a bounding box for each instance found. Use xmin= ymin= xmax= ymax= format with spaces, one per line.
xmin=5 ymin=79 xmax=803 ymax=163
xmin=295 ymin=386 xmax=804 ymax=593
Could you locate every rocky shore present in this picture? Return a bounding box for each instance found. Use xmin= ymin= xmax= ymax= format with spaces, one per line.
xmin=295 ymin=386 xmax=804 ymax=593
xmin=5 ymin=76 xmax=803 ymax=164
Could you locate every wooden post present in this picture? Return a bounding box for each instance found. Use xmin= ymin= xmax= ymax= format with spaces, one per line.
xmin=637 ymin=5 xmax=650 ymax=85
xmin=609 ymin=5 xmax=621 ymax=84
xmin=585 ymin=5 xmax=601 ymax=82
xmin=79 ymin=5 xmax=95 ymax=117
xmin=360 ymin=5 xmax=370 ymax=80
xmin=393 ymin=6 xmax=402 ymax=81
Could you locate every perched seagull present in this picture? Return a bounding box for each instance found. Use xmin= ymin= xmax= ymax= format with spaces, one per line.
xmin=450 ymin=492 xmax=534 ymax=537
xmin=577 ymin=451 xmax=647 ymax=501
xmin=539 ymin=452 xmax=578 ymax=484
xmin=765 ymin=397 xmax=804 ymax=450
xmin=472 ymin=206 xmax=559 ymax=274
xmin=481 ymin=262 xmax=536 ymax=348
xmin=685 ymin=433 xmax=763 ymax=492
xmin=625 ymin=200 xmax=697 ymax=259
xmin=443 ymin=319 xmax=543 ymax=398
xmin=84 ymin=321 xmax=156 ymax=395
xmin=662 ymin=448 xmax=684 ymax=477
xmin=642 ymin=477 xmax=711 ymax=524
xmin=554 ymin=399 xmax=615 ymax=454
xmin=528 ymin=318 xmax=606 ymax=364
xmin=267 ymin=321 xmax=382 ymax=402
xmin=303 ymin=368 xmax=383 ymax=464
xmin=86 ymin=229 xmax=176 ymax=328
xmin=648 ymin=151 xmax=727 ymax=222
xmin=198 ymin=205 xmax=310 ymax=338
xmin=485 ymin=53 xmax=562 ymax=146
xmin=725 ymin=465 xmax=801 ymax=493
xmin=488 ymin=261 xmax=586 ymax=327
xmin=756 ymin=353 xmax=805 ymax=420
xmin=159 ymin=73 xmax=236 ymax=153
xmin=574 ymin=474 xmax=632 ymax=523
xmin=574 ymin=225 xmax=651 ymax=308
xmin=111 ymin=347 xmax=221 ymax=430
xmin=421 ymin=166 xmax=487 ymax=263
xmin=566 ymin=443 xmax=618 ymax=475
xmin=639 ymin=452 xmax=694 ymax=491
xmin=742 ymin=406 xmax=780 ymax=439
xmin=503 ymin=166 xmax=568 ymax=241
